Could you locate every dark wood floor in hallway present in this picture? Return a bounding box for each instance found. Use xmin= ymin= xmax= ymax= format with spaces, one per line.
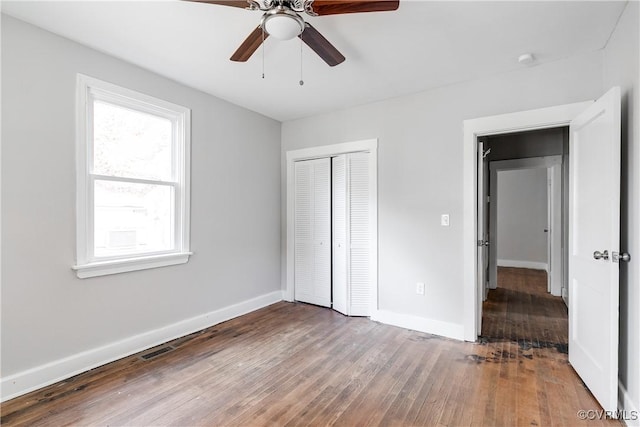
xmin=1 ymin=270 xmax=619 ymax=426
xmin=481 ymin=267 xmax=568 ymax=347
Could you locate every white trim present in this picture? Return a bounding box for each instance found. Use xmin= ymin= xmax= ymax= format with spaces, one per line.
xmin=285 ymin=139 xmax=378 ymax=316
xmin=371 ymin=310 xmax=465 ymax=341
xmin=72 ymin=251 xmax=193 ymax=278
xmin=489 ymin=156 xmax=562 ymax=171
xmin=496 ymin=259 xmax=549 ymax=271
xmin=548 ymin=163 xmax=563 ymax=296
xmin=91 ymin=174 xmax=178 ymax=187
xmin=619 ymin=381 xmax=640 ymax=426
xmin=463 ymin=101 xmax=593 ymax=341
xmin=75 ymin=74 xmax=191 ymax=277
xmin=286 ymin=139 xmax=378 ymax=162
xmin=0 ymin=290 xmax=283 ymax=402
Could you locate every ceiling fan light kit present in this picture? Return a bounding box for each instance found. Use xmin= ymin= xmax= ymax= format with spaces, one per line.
xmin=262 ymin=7 xmax=305 ymax=40
xmin=187 ymin=0 xmax=400 ymax=66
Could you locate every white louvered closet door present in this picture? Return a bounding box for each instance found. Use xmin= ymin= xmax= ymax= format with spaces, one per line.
xmin=332 ymin=156 xmax=348 ymax=315
xmin=294 ymin=158 xmax=331 ymax=307
xmin=348 ymin=152 xmax=371 ymax=316
xmin=332 ymin=152 xmax=371 ymax=316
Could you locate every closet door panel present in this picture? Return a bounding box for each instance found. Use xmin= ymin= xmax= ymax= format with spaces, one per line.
xmin=294 ymin=161 xmax=314 ymax=303
xmin=349 ymin=152 xmax=371 ymax=316
xmin=332 ymin=155 xmax=348 ymax=315
xmin=313 ymin=158 xmax=331 ymax=307
xmin=294 ymin=158 xmax=331 ymax=308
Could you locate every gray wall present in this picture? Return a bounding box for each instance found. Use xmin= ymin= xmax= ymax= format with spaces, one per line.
xmin=282 ymin=50 xmax=603 ymax=325
xmin=602 ymin=1 xmax=640 ymax=415
xmin=1 ymin=16 xmax=281 ymax=376
xmin=496 ymin=168 xmax=548 ymax=266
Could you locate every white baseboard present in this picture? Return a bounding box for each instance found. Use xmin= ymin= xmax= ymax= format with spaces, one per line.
xmin=619 ymin=381 xmax=640 ymax=426
xmin=1 ymin=290 xmax=284 ymax=402
xmin=371 ymin=309 xmax=465 ymax=341
xmin=497 ymin=259 xmax=548 ymax=272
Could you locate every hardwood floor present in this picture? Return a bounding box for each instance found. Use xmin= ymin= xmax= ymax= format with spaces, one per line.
xmin=482 ymin=267 xmax=568 ymax=346
xmin=1 ymin=273 xmax=619 ymax=426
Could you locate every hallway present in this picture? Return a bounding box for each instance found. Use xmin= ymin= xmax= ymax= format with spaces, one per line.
xmin=482 ymin=267 xmax=568 ymax=346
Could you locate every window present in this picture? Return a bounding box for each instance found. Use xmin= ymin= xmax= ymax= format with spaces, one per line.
xmin=74 ymin=75 xmax=191 ymax=278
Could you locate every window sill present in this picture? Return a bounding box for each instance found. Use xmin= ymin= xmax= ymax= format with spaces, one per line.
xmin=72 ymin=252 xmax=192 ymax=279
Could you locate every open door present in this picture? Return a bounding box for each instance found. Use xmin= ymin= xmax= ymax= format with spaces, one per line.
xmin=568 ymin=87 xmax=621 ymax=413
xmin=548 ymin=163 xmax=563 ymax=296
xmin=476 ymin=142 xmax=489 ymax=333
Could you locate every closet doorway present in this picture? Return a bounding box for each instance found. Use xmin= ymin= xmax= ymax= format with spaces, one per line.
xmin=285 ymin=140 xmax=378 ymax=317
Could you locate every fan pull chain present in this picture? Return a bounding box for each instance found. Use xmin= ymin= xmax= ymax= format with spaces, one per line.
xmin=261 ymin=26 xmax=265 ymax=79
xmin=299 ymin=36 xmax=304 ymax=86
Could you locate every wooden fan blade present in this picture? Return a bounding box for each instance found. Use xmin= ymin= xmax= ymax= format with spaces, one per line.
xmin=183 ymin=0 xmax=253 ymax=9
xmin=299 ymin=23 xmax=345 ymax=67
xmin=306 ymin=0 xmax=399 ymax=16
xmin=230 ymin=26 xmax=268 ymax=62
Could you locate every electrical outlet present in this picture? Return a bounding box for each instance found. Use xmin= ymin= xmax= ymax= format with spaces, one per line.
xmin=416 ymin=282 xmax=425 ymax=295
xmin=441 ymin=214 xmax=450 ymax=226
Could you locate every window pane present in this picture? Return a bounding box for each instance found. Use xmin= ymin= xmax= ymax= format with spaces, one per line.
xmin=94 ymin=180 xmax=174 ymax=258
xmin=93 ymin=100 xmax=173 ymax=181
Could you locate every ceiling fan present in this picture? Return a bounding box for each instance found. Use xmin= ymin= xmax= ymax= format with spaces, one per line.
xmin=186 ymin=0 xmax=400 ymax=66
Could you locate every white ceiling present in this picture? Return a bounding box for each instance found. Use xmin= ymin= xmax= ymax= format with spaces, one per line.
xmin=1 ymin=1 xmax=627 ymax=121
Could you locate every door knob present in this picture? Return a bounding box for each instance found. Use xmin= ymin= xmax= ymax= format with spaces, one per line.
xmin=593 ymin=250 xmax=609 ymax=260
xmin=613 ymin=251 xmax=631 ymax=263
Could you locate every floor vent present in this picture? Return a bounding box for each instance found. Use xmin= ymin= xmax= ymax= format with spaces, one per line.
xmin=140 ymin=345 xmax=174 ymax=360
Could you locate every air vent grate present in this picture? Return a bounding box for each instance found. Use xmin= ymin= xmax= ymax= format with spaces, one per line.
xmin=140 ymin=345 xmax=174 ymax=360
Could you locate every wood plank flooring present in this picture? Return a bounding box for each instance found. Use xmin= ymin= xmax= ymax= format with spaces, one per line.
xmin=482 ymin=267 xmax=568 ymax=347
xmin=1 ymin=269 xmax=619 ymax=426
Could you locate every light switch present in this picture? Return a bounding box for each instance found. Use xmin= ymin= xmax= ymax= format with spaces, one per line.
xmin=441 ymin=214 xmax=450 ymax=226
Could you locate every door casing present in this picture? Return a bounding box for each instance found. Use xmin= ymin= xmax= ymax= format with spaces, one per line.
xmin=463 ymin=101 xmax=593 ymax=341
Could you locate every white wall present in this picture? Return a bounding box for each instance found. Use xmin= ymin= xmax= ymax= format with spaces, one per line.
xmin=496 ymin=168 xmax=548 ymax=269
xmin=1 ymin=15 xmax=282 ymax=398
xmin=602 ymin=1 xmax=640 ymax=420
xmin=282 ymin=50 xmax=604 ymax=332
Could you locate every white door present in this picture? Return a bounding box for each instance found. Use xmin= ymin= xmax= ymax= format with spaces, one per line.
xmin=294 ymin=158 xmax=331 ymax=307
xmin=548 ymin=164 xmax=563 ymax=296
xmin=569 ymin=87 xmax=620 ymax=413
xmin=332 ymin=155 xmax=348 ymax=315
xmin=332 ymin=153 xmax=372 ymax=316
xmin=348 ymin=152 xmax=371 ymax=316
xmin=476 ymin=142 xmax=489 ymax=332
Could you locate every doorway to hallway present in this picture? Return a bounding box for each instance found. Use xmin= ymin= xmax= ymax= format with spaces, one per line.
xmin=465 ymin=90 xmax=622 ymax=413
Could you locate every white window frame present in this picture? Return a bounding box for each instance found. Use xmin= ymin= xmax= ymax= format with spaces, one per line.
xmin=73 ymin=74 xmax=191 ymax=278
